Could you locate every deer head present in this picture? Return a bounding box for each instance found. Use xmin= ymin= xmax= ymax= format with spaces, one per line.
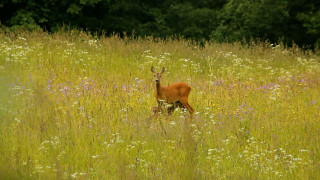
xmin=151 ymin=66 xmax=165 ymax=84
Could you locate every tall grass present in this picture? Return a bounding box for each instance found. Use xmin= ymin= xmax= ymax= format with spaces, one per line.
xmin=0 ymin=30 xmax=319 ymax=179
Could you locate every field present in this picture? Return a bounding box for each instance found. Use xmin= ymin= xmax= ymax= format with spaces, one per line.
xmin=0 ymin=30 xmax=319 ymax=179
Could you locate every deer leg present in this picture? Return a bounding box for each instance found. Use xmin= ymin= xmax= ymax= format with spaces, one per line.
xmin=152 ymin=101 xmax=163 ymax=120
xmin=180 ymin=98 xmax=194 ymax=118
xmin=156 ymin=100 xmax=165 ymax=114
xmin=152 ymin=106 xmax=159 ymax=120
xmin=167 ymin=101 xmax=180 ymax=115
xmin=178 ymin=102 xmax=187 ymax=115
xmin=178 ymin=102 xmax=185 ymax=109
xmin=152 ymin=106 xmax=158 ymax=114
xmin=167 ymin=106 xmax=174 ymax=115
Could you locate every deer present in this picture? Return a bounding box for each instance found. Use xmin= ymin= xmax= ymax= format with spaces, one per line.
xmin=151 ymin=66 xmax=194 ymax=118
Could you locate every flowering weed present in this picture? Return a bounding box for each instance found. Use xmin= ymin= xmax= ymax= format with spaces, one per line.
xmin=0 ymin=31 xmax=319 ymax=179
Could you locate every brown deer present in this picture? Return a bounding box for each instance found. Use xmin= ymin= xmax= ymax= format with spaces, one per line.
xmin=151 ymin=66 xmax=194 ymax=118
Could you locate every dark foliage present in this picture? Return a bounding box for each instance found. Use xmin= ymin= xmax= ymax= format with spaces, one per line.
xmin=0 ymin=0 xmax=319 ymax=48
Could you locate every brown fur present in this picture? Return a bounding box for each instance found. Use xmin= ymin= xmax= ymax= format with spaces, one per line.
xmin=151 ymin=66 xmax=194 ymax=117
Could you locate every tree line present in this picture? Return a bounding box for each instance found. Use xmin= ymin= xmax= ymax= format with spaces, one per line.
xmin=1 ymin=0 xmax=319 ymax=48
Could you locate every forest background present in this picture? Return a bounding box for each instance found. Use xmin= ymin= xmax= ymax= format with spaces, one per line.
xmin=1 ymin=0 xmax=320 ymax=48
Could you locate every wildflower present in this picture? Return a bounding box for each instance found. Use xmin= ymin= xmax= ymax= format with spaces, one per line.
xmin=14 ymin=117 xmax=21 ymax=123
xmin=299 ymin=149 xmax=308 ymax=152
xmin=71 ymin=172 xmax=78 ymax=178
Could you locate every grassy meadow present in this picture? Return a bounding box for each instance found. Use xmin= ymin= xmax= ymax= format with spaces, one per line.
xmin=0 ymin=30 xmax=320 ymax=179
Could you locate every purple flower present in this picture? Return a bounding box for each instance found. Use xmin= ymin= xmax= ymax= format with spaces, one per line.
xmin=63 ymin=86 xmax=70 ymax=95
xmin=272 ymin=134 xmax=277 ymax=138
xmin=47 ymin=79 xmax=53 ymax=92
xmin=122 ymin=85 xmax=127 ymax=91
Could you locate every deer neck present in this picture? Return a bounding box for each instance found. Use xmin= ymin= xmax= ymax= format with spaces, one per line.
xmin=155 ymin=82 xmax=163 ymax=98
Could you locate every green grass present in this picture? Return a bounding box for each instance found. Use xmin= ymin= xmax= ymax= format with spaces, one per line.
xmin=0 ymin=30 xmax=319 ymax=179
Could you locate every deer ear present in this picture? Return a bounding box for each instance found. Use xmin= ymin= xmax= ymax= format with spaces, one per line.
xmin=151 ymin=66 xmax=155 ymax=73
xmin=161 ymin=67 xmax=165 ymax=73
